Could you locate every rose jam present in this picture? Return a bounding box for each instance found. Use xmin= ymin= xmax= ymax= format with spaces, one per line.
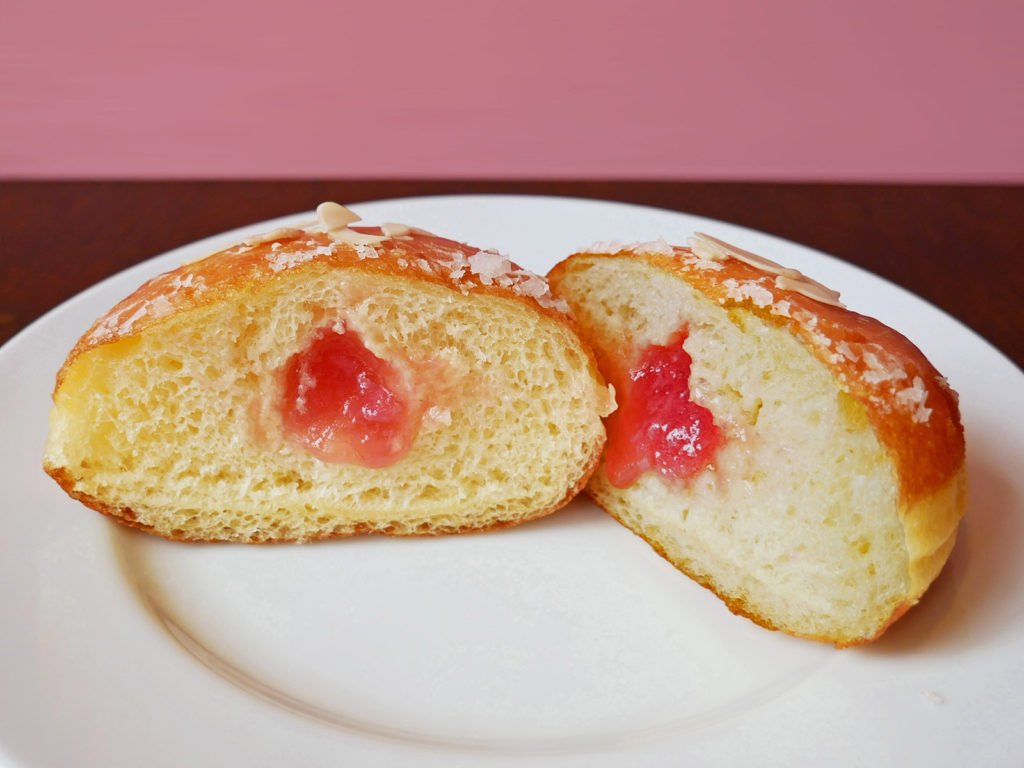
xmin=281 ymin=327 xmax=417 ymax=467
xmin=603 ymin=331 xmax=722 ymax=488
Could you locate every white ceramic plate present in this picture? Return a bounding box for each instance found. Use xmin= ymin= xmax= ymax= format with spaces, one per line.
xmin=2 ymin=195 xmax=1021 ymax=767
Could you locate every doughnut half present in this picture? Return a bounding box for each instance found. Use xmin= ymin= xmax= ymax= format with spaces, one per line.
xmin=547 ymin=234 xmax=967 ymax=646
xmin=44 ymin=203 xmax=613 ymax=542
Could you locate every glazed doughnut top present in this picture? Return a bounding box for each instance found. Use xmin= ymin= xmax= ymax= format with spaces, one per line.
xmin=575 ymin=233 xmax=965 ymax=507
xmin=67 ymin=202 xmax=572 ymax=381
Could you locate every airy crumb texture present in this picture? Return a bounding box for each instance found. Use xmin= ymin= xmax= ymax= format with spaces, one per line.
xmin=548 ymin=247 xmax=967 ymax=647
xmin=44 ymin=225 xmax=611 ymax=542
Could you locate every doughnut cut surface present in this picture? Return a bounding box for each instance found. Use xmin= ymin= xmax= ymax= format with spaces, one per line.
xmin=548 ymin=241 xmax=966 ymax=646
xmin=44 ymin=209 xmax=613 ymax=542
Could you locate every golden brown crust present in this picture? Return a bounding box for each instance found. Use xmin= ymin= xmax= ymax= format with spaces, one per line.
xmin=46 ymin=445 xmax=603 ymax=544
xmin=549 ymin=248 xmax=966 ymax=509
xmin=57 ymin=227 xmax=582 ymax=392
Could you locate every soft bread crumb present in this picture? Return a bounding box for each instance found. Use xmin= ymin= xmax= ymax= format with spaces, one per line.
xmin=44 ymin=229 xmax=609 ymax=543
xmin=547 ymin=247 xmax=966 ymax=646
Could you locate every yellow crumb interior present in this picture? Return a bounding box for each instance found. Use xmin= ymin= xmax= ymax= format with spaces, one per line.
xmin=45 ymin=265 xmax=607 ymax=541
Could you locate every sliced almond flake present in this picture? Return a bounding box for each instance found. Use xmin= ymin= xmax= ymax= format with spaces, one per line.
xmin=232 ymin=202 xmax=568 ymax=315
xmin=378 ymin=223 xmax=437 ymax=239
xmin=243 ymin=227 xmax=304 ymax=247
xmin=775 ymin=274 xmax=844 ymax=308
xmin=691 ymin=232 xmax=844 ymax=308
xmin=316 ymin=202 xmax=361 ymax=230
xmin=689 ymin=233 xmax=797 ymax=276
xmin=326 ymin=229 xmax=387 ymax=246
xmin=380 ymin=222 xmax=411 ymax=237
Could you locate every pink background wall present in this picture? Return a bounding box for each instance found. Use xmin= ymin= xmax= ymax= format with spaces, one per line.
xmin=3 ymin=0 xmax=1021 ymax=181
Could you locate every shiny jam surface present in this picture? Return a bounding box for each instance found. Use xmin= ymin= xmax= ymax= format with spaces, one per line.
xmin=604 ymin=331 xmax=722 ymax=488
xmin=281 ymin=327 xmax=417 ymax=467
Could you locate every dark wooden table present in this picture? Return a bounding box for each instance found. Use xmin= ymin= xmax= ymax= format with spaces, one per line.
xmin=2 ymin=181 xmax=1021 ymax=370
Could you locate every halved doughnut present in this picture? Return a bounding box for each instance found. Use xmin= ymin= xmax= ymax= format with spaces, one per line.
xmin=547 ymin=234 xmax=967 ymax=646
xmin=44 ymin=203 xmax=613 ymax=542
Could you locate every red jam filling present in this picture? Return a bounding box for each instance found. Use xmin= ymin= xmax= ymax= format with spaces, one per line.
xmin=603 ymin=331 xmax=722 ymax=488
xmin=281 ymin=326 xmax=418 ymax=467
